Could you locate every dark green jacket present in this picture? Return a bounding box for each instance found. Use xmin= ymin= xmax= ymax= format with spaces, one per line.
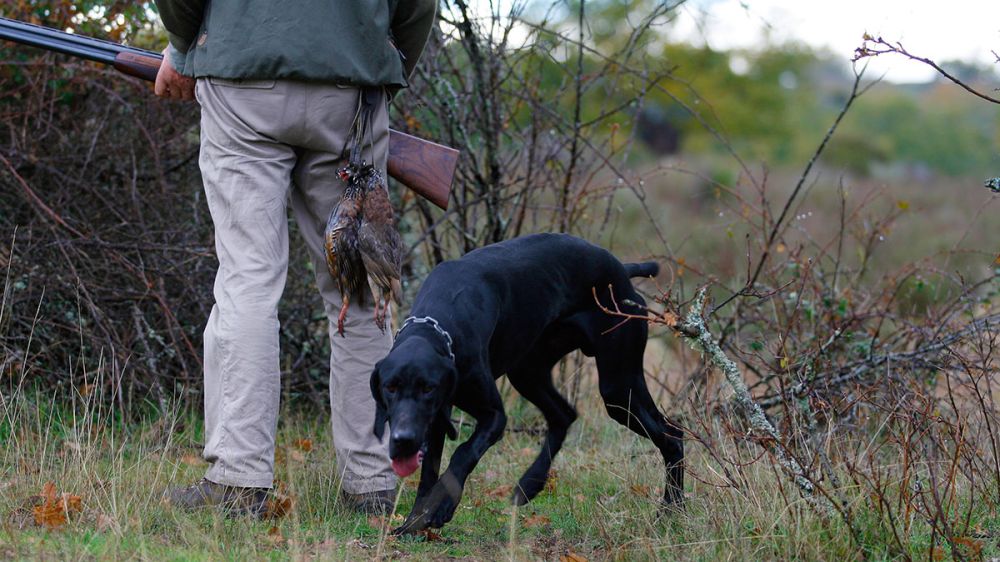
xmin=154 ymin=0 xmax=436 ymax=87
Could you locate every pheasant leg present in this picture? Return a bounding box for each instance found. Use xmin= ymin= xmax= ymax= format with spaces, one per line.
xmin=337 ymin=293 xmax=351 ymax=337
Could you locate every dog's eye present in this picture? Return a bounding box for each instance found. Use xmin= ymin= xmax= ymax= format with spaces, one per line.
xmin=385 ymin=383 xmax=399 ymax=394
xmin=420 ymin=383 xmax=434 ymax=395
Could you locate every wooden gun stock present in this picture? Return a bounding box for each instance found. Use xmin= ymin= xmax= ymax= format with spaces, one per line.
xmin=387 ymin=131 xmax=458 ymax=211
xmin=0 ymin=16 xmax=456 ymax=210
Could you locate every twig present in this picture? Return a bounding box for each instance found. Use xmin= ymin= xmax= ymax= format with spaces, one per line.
xmin=855 ymin=36 xmax=1000 ymax=105
xmin=676 ymin=287 xmax=835 ymax=514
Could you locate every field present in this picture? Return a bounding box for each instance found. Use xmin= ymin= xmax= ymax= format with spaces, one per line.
xmin=2 ymin=2 xmax=1000 ymax=560
xmin=1 ymin=400 xmax=989 ymax=561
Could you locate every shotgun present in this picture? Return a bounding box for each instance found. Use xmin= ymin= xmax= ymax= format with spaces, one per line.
xmin=0 ymin=16 xmax=456 ymax=210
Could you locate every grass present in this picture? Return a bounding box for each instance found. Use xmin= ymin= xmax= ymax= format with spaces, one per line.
xmin=2 ymin=165 xmax=997 ymax=559
xmin=3 ymin=379 xmax=997 ymax=561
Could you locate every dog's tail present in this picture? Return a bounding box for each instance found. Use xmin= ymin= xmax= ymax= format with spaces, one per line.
xmin=625 ymin=261 xmax=660 ymax=279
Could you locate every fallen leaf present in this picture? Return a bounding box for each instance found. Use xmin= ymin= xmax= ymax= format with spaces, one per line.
xmin=292 ymin=438 xmax=313 ymax=452
xmin=523 ymin=513 xmax=550 ymax=528
xmin=545 ymin=470 xmax=558 ymax=493
xmin=265 ymin=494 xmax=293 ymax=520
xmin=288 ymin=449 xmax=306 ymax=463
xmin=486 ymin=484 xmax=513 ymax=499
xmin=518 ymin=447 xmax=534 ymax=457
xmin=265 ymin=526 xmax=286 ymax=546
xmin=561 ymin=553 xmax=589 ymax=562
xmin=79 ymin=384 xmax=95 ymax=397
xmin=630 ymin=484 xmax=650 ymax=496
xmin=419 ymin=528 xmax=445 ymax=542
xmin=952 ymin=536 xmax=983 ymax=556
xmin=32 ymin=482 xmax=82 ymax=529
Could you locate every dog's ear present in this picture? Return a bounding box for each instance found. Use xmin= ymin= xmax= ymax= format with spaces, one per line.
xmin=437 ymin=362 xmax=460 ymax=440
xmin=438 ymin=406 xmax=459 ymax=440
xmin=370 ymin=362 xmax=389 ymax=440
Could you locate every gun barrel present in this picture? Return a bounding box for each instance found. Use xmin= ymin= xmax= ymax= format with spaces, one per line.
xmin=0 ymin=16 xmax=155 ymax=66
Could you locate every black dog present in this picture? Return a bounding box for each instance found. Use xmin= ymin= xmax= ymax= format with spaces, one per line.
xmin=370 ymin=233 xmax=683 ymax=533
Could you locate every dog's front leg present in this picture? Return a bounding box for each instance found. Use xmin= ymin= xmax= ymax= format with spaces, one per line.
xmin=395 ymin=405 xmax=506 ymax=533
xmin=415 ymin=417 xmax=449 ymax=498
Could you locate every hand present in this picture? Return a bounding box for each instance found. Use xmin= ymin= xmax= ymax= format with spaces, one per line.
xmin=154 ymin=47 xmax=195 ymax=101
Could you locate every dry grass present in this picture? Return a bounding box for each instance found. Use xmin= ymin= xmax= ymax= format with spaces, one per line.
xmin=2 ymin=353 xmax=997 ymax=561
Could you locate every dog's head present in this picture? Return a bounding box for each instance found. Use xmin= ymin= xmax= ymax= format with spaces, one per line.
xmin=371 ymin=336 xmax=459 ymax=477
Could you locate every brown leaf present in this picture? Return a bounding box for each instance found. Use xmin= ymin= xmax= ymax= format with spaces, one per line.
xmin=561 ymin=553 xmax=589 ymax=562
xmin=265 ymin=526 xmax=286 ymax=546
xmin=523 ymin=513 xmax=550 ymax=528
xmin=265 ymin=494 xmax=294 ymax=520
xmin=288 ymin=449 xmax=306 ymax=463
xmin=630 ymin=484 xmax=650 ymax=497
xmin=486 ymin=484 xmax=513 ymax=499
xmin=660 ymin=311 xmax=678 ymax=327
xmin=419 ymin=528 xmax=445 ymax=542
xmin=32 ymin=482 xmax=82 ymax=529
xmin=952 ymin=536 xmax=983 ymax=556
xmin=292 ymin=439 xmax=313 ymax=452
xmin=545 ymin=470 xmax=558 ymax=493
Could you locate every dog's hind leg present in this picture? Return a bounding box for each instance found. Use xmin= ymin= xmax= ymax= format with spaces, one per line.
xmin=508 ymin=360 xmax=577 ymax=506
xmin=595 ymin=317 xmax=684 ymax=507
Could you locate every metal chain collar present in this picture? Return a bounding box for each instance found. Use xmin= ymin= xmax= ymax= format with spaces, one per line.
xmin=396 ymin=316 xmax=456 ymax=362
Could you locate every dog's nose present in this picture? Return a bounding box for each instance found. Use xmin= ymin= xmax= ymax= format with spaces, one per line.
xmin=390 ymin=429 xmax=419 ymax=454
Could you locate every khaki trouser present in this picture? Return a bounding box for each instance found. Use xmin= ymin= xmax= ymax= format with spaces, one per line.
xmin=195 ymin=77 xmax=396 ymax=495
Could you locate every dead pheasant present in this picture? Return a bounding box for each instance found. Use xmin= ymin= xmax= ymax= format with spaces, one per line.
xmin=357 ymin=166 xmax=403 ymax=331
xmin=324 ymin=164 xmax=368 ymax=336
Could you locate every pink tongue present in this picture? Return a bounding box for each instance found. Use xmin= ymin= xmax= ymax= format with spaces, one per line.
xmin=391 ymin=451 xmax=423 ymax=477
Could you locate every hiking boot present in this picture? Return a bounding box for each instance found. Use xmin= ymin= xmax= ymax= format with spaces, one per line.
xmin=165 ymin=478 xmax=269 ymax=518
xmin=341 ymin=488 xmax=396 ymax=515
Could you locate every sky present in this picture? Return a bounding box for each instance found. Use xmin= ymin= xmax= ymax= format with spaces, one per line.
xmin=670 ymin=0 xmax=1000 ymax=83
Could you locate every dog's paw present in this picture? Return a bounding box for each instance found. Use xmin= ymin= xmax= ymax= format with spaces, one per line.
xmin=392 ymin=517 xmax=428 ymax=535
xmin=425 ymin=495 xmax=458 ymax=528
xmin=390 ymin=497 xmax=457 ymax=534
